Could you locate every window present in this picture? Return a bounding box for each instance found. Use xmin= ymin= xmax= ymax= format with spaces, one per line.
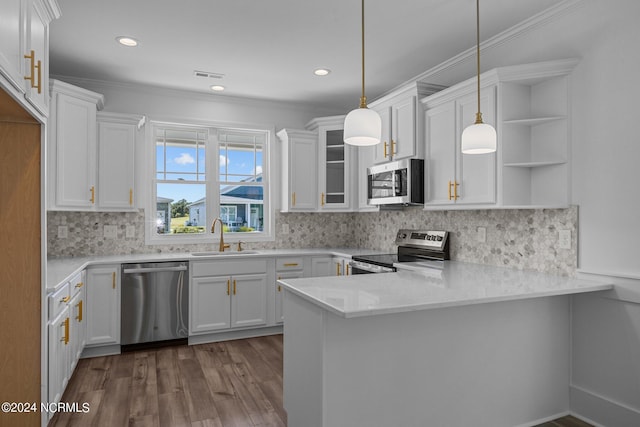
xmin=147 ymin=122 xmax=271 ymax=244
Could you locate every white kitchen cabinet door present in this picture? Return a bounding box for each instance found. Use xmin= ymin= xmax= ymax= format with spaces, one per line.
xmin=391 ymin=95 xmax=417 ymax=160
xmin=424 ymin=88 xmax=496 ymax=207
xmin=191 ymin=276 xmax=232 ymax=333
xmin=310 ymin=257 xmax=332 ymax=277
xmin=97 ymin=119 xmax=136 ymax=210
xmin=332 ymin=256 xmax=352 ymax=276
xmin=456 ymin=90 xmax=496 ymax=205
xmin=374 ymin=106 xmax=392 ymax=163
xmin=425 ymin=101 xmax=457 ymax=205
xmin=0 ymin=0 xmax=26 ymax=93
xmin=47 ymin=306 xmax=69 ymax=405
xmin=356 ymin=144 xmax=378 ymax=211
xmin=371 ymin=82 xmax=445 ymax=164
xmin=23 ymin=0 xmax=49 ymax=115
xmin=48 ymin=80 xmax=104 ymax=210
xmin=68 ymin=290 xmax=83 ymax=373
xmin=277 ymin=129 xmax=318 ymax=211
xmin=374 ymin=96 xmax=417 ymax=163
xmin=231 ymin=273 xmax=268 ymax=328
xmin=276 ymin=271 xmax=303 ymax=324
xmin=85 ymin=265 xmax=120 ymax=346
xmin=317 ymin=125 xmax=351 ymax=211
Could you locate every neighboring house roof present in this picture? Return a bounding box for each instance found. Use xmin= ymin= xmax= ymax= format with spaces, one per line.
xmin=221 ymin=175 xmax=263 ymax=200
xmin=157 ymin=196 xmax=174 ymax=204
xmin=187 ymin=197 xmax=205 ymax=208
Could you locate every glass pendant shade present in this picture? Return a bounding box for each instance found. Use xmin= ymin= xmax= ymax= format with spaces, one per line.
xmin=461 ymin=121 xmax=497 ymax=154
xmin=344 ymin=107 xmax=382 ymax=146
xmin=461 ymin=0 xmax=497 ymax=155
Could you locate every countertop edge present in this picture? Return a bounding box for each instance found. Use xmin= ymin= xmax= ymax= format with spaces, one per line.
xmin=278 ymin=272 xmax=614 ymax=319
xmin=46 ymin=248 xmax=367 ymax=293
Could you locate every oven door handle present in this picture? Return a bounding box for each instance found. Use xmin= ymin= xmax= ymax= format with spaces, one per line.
xmin=349 ymin=260 xmax=395 ymax=273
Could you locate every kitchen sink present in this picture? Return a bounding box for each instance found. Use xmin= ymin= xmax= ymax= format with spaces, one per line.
xmin=191 ymin=250 xmax=260 ymax=256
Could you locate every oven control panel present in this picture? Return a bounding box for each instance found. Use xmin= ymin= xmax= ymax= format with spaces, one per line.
xmin=395 ymin=229 xmax=448 ymax=250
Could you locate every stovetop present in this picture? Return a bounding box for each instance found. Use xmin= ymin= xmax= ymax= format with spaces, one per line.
xmin=351 ymin=253 xmax=398 ymax=268
xmin=353 ymin=229 xmax=450 ymax=268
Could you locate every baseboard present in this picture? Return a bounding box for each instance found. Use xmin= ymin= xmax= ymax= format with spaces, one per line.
xmin=571 ymin=385 xmax=640 ymax=427
xmin=80 ymin=344 xmax=121 ymax=358
xmin=188 ymin=325 xmax=283 ymax=345
xmin=513 ymin=411 xmax=571 ymax=427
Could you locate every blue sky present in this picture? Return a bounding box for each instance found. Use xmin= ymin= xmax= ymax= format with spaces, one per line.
xmin=157 ymin=145 xmax=262 ymax=204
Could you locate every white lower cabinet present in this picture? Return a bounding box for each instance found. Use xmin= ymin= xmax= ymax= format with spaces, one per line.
xmin=85 ymin=264 xmax=120 ymax=346
xmin=190 ymin=259 xmax=268 ymax=335
xmin=332 ymin=256 xmax=352 ymax=276
xmin=310 ymin=256 xmax=332 ymax=277
xmin=47 ymin=270 xmax=86 ymax=411
xmin=275 ymin=271 xmax=303 ymax=324
xmin=275 ymin=257 xmax=305 ymax=324
xmin=68 ymin=282 xmax=86 ymax=372
xmin=47 ymin=304 xmax=69 ymax=406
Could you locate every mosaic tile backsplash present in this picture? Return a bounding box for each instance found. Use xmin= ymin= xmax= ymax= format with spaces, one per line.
xmin=48 ymin=206 xmax=578 ymax=276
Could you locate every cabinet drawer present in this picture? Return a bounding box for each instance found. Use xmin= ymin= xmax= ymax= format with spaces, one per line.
xmin=49 ymin=282 xmax=70 ymax=320
xmin=276 ymin=257 xmax=304 ymax=271
xmin=69 ymin=271 xmax=85 ymax=297
xmin=192 ymin=259 xmax=268 ymax=277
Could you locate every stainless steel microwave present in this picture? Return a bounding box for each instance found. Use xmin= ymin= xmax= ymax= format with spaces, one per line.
xmin=367 ymin=158 xmax=424 ymax=205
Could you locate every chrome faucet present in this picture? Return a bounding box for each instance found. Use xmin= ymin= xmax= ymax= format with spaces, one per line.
xmin=211 ymin=218 xmax=231 ymax=252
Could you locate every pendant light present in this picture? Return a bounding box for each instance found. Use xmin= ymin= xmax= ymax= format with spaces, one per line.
xmin=343 ymin=0 xmax=382 ymax=146
xmin=461 ymin=0 xmax=496 ymax=154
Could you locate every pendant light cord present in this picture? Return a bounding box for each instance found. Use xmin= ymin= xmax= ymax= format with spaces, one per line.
xmin=475 ymin=0 xmax=483 ymax=124
xmin=359 ymin=0 xmax=367 ymax=108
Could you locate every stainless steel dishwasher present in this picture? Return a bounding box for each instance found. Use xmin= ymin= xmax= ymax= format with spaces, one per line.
xmin=121 ymin=261 xmax=189 ymax=349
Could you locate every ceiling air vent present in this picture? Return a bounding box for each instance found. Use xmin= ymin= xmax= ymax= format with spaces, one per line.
xmin=194 ymin=70 xmax=225 ymax=79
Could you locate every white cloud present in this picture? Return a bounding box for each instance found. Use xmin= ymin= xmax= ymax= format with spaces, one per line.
xmin=175 ymin=153 xmax=195 ymax=165
xmin=253 ymin=165 xmax=263 ymax=175
xmin=220 ymin=155 xmax=229 ymax=166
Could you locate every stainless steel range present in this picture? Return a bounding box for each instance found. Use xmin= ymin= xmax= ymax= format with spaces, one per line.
xmin=350 ymin=229 xmax=450 ymax=274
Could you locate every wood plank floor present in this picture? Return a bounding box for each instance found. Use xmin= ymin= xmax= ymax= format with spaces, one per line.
xmin=50 ymin=335 xmax=286 ymax=427
xmin=50 ymin=335 xmax=592 ymax=427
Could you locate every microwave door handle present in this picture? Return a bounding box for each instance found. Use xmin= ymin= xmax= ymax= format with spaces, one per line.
xmin=394 ymin=169 xmax=402 ymax=196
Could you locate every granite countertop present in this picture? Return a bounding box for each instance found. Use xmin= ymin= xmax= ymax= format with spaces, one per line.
xmin=46 ymin=248 xmax=385 ymax=292
xmin=278 ymin=260 xmax=613 ymax=318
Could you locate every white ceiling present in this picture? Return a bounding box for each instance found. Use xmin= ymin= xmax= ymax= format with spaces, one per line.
xmin=49 ymin=0 xmax=562 ymax=112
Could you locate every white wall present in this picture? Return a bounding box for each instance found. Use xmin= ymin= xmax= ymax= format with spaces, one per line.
xmin=412 ymin=1 xmax=640 ymax=425
xmin=52 ymin=2 xmax=640 ymax=423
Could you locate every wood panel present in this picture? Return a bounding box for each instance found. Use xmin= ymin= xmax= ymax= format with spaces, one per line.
xmin=0 ymin=92 xmax=41 ymax=427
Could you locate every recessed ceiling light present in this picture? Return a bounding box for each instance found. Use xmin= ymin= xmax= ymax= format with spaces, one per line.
xmin=210 ymin=85 xmax=225 ymax=92
xmin=314 ymin=68 xmax=331 ymax=76
xmin=116 ymin=36 xmax=138 ymax=47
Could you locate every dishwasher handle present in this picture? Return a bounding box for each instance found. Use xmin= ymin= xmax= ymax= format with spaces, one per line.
xmin=123 ymin=265 xmax=188 ymax=274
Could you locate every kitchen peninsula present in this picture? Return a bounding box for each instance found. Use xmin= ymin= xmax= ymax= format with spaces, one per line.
xmin=279 ymin=262 xmax=612 ymax=427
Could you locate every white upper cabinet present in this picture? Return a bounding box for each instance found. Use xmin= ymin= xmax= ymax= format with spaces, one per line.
xmin=356 ymin=144 xmax=378 ymax=211
xmin=307 ymin=115 xmax=354 ymax=211
xmin=421 ymin=58 xmax=579 ymax=210
xmin=0 ymin=0 xmax=60 ymax=117
xmin=277 ymin=129 xmax=318 ymax=212
xmin=48 ymin=80 xmax=144 ymax=212
xmin=0 ymin=0 xmax=26 ymax=93
xmin=97 ymin=112 xmax=139 ymax=211
xmin=424 ymin=88 xmax=497 ymax=207
xmin=48 ymin=80 xmax=104 ymax=210
xmin=370 ymin=82 xmax=446 ymax=164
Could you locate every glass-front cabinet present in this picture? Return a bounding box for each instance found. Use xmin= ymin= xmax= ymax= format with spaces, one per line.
xmin=307 ymin=115 xmax=353 ymax=211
